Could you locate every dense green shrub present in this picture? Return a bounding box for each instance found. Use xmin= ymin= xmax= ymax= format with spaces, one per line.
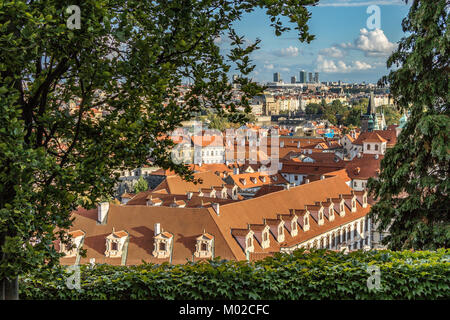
xmin=19 ymin=249 xmax=450 ymax=300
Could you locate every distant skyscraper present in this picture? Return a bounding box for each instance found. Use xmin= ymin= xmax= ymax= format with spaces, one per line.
xmin=291 ymin=76 xmax=297 ymax=84
xmin=314 ymin=72 xmax=319 ymax=83
xmin=273 ymin=72 xmax=281 ymax=82
xmin=299 ymin=70 xmax=307 ymax=83
xmin=308 ymin=72 xmax=313 ymax=83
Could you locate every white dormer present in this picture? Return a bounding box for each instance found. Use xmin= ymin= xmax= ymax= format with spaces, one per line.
xmin=105 ymin=229 xmax=129 ymax=258
xmin=261 ymin=225 xmax=271 ymax=249
xmin=146 ymin=195 xmax=162 ymax=206
xmin=277 ymin=223 xmax=285 ymax=243
xmin=338 ymin=198 xmax=346 ymax=217
xmin=351 ymin=196 xmax=357 ymax=212
xmin=152 ymin=229 xmax=173 ymax=259
xmin=329 ymin=203 xmax=335 ymax=222
xmin=60 ymin=230 xmax=85 ymax=258
xmin=246 ymin=231 xmax=255 ymax=253
xmin=194 ymin=232 xmax=214 ymax=258
xmin=318 ymin=207 xmax=325 ymax=226
xmin=303 ymin=213 xmax=310 ymax=232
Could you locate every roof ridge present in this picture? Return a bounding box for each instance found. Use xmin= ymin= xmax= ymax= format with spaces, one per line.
xmin=219 ymin=175 xmax=341 ymax=208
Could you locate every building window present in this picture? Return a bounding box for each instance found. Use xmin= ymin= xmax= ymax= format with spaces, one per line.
xmin=367 ymin=144 xmax=371 ymax=150
xmin=153 ymin=231 xmax=173 ymax=259
xmin=195 ymin=233 xmax=214 ymax=258
xmin=375 ymin=144 xmax=379 ymax=151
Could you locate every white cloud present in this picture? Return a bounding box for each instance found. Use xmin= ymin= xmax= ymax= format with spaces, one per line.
xmin=319 ymin=46 xmax=344 ymax=58
xmin=353 ymin=60 xmax=373 ymax=70
xmin=272 ymin=46 xmax=300 ymax=57
xmin=316 ymin=55 xmax=373 ymax=73
xmin=353 ymin=28 xmax=397 ymax=56
xmin=264 ymin=64 xmax=274 ymax=70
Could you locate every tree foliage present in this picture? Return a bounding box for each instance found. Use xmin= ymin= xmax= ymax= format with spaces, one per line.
xmin=369 ymin=0 xmax=449 ymax=250
xmin=19 ymin=249 xmax=450 ymax=300
xmin=0 ymin=0 xmax=318 ymax=290
xmin=133 ymin=176 xmax=148 ymax=194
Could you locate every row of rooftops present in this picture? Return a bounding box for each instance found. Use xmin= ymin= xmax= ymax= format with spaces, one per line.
xmin=58 ymin=175 xmax=371 ymax=265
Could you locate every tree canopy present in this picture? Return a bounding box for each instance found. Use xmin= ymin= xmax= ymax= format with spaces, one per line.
xmin=134 ymin=176 xmax=149 ymax=194
xmin=0 ymin=0 xmax=318 ymax=297
xmin=368 ymin=0 xmax=449 ymax=250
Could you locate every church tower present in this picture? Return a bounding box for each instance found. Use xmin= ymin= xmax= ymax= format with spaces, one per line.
xmin=361 ymin=92 xmax=386 ymax=132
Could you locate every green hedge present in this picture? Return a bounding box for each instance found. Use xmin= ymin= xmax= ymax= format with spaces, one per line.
xmin=19 ymin=249 xmax=450 ymax=300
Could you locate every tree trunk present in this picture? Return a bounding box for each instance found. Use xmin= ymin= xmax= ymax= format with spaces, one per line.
xmin=0 ymin=277 xmax=19 ymax=300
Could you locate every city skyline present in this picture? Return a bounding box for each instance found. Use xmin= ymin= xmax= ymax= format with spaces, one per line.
xmin=216 ymin=1 xmax=411 ymax=83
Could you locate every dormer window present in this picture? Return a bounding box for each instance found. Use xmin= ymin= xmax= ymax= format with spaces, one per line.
xmin=246 ymin=234 xmax=254 ymax=253
xmin=146 ymin=195 xmax=162 ymax=206
xmin=304 ymin=215 xmax=310 ymax=231
xmin=261 ymin=226 xmax=271 ymax=249
xmin=291 ymin=220 xmax=298 ymax=236
xmin=152 ymin=230 xmax=173 ymax=259
xmin=318 ymin=210 xmax=324 ymax=225
xmin=352 ymin=198 xmax=356 ymax=212
xmin=60 ymin=230 xmax=85 ymax=258
xmin=329 ymin=205 xmax=335 ymax=221
xmin=194 ymin=233 xmax=214 ymax=258
xmin=105 ymin=229 xmax=129 ymax=258
xmin=277 ymin=223 xmax=285 ymax=243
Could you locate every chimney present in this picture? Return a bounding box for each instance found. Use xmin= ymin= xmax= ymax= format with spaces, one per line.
xmin=297 ymin=141 xmax=301 ymax=149
xmin=374 ymin=154 xmax=379 ymax=159
xmin=233 ymin=167 xmax=239 ymax=175
xmin=187 ymin=192 xmax=193 ymax=200
xmin=304 ymin=178 xmax=310 ymax=184
xmin=280 ymin=141 xmax=284 ymax=148
xmin=212 ymin=203 xmax=220 ymax=216
xmin=154 ymin=223 xmax=161 ymax=236
xmin=285 ymin=184 xmax=290 ymax=190
xmin=320 ymin=175 xmax=325 ymax=180
xmin=98 ymin=202 xmax=109 ymax=224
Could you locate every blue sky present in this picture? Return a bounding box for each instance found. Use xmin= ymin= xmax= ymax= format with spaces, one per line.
xmin=217 ymin=0 xmax=411 ymax=84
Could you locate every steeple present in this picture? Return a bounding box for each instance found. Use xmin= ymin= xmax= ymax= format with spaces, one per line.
xmin=366 ymin=92 xmax=376 ymax=115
